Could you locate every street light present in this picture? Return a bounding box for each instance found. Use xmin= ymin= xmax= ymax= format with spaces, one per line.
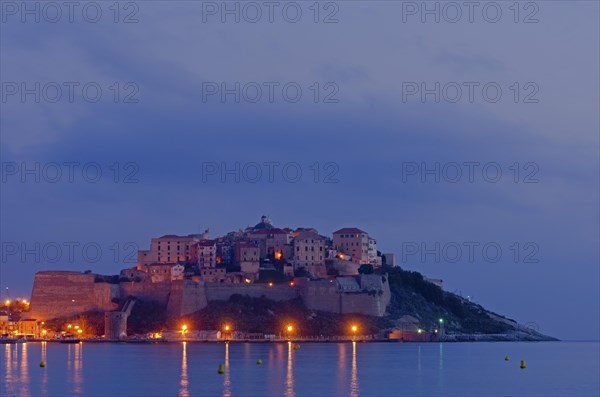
xmin=286 ymin=324 xmax=294 ymax=340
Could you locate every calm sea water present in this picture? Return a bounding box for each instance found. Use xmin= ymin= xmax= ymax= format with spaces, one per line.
xmin=1 ymin=341 xmax=598 ymax=397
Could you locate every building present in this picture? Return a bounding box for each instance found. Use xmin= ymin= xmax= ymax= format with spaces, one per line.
xmin=250 ymin=228 xmax=292 ymax=260
xmin=137 ymin=233 xmax=208 ymax=270
xmin=195 ymin=240 xmax=217 ymax=267
xmin=172 ymin=264 xmax=185 ymax=281
xmin=120 ymin=267 xmax=151 ymax=282
xmin=383 ymin=253 xmax=396 ymax=266
xmin=235 ymin=243 xmax=260 ymax=278
xmin=293 ymin=231 xmax=326 ymax=278
xmin=368 ymin=238 xmax=381 ymax=267
xmin=144 ymin=263 xmax=177 ymax=283
xmin=333 ymin=228 xmax=370 ymax=264
xmin=200 ymin=267 xmax=226 ymax=283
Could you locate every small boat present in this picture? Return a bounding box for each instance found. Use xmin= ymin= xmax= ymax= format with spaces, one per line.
xmin=0 ymin=338 xmax=17 ymax=344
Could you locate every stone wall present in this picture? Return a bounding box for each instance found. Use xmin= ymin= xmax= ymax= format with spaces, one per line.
xmin=29 ymin=271 xmax=119 ymax=320
xmin=28 ymin=271 xmax=391 ymax=321
xmin=104 ymin=312 xmax=128 ymax=339
xmin=167 ymin=280 xmax=208 ymax=317
xmin=301 ymin=281 xmax=342 ymax=313
xmin=120 ymin=280 xmax=172 ymax=306
xmin=204 ymin=283 xmax=298 ymax=302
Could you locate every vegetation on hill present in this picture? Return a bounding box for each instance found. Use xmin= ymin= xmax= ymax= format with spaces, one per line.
xmin=380 ymin=265 xmax=512 ymax=334
xmin=127 ymin=300 xmax=167 ymax=335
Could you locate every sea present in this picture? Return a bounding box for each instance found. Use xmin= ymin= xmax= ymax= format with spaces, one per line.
xmin=2 ymin=341 xmax=598 ymax=397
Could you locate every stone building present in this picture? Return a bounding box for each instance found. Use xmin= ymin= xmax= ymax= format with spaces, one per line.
xmin=235 ymin=243 xmax=260 ymax=279
xmin=137 ymin=232 xmax=209 ymax=270
xmin=293 ymin=231 xmax=326 ymax=278
xmin=333 ymin=228 xmax=370 ymax=264
xmin=195 ymin=240 xmax=217 ymax=267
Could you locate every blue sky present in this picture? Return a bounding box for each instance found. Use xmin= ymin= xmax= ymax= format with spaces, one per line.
xmin=1 ymin=1 xmax=598 ymax=340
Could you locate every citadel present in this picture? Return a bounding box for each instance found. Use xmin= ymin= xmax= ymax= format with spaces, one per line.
xmin=27 ymin=217 xmax=396 ymax=330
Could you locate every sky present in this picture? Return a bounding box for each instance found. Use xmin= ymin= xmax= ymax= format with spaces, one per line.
xmin=0 ymin=1 xmax=598 ymax=340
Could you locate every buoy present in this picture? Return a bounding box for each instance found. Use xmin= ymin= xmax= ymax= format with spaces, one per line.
xmin=293 ymin=344 xmax=300 ymax=350
xmin=39 ymin=361 xmax=46 ymax=368
xmin=218 ymin=363 xmax=224 ymax=374
xmin=505 ymin=356 xmax=510 ymax=361
xmin=256 ymin=359 xmax=262 ymax=365
xmin=520 ymin=360 xmax=526 ymax=369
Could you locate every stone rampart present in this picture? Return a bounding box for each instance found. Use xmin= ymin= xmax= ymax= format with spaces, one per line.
xmin=29 ymin=271 xmax=119 ymax=320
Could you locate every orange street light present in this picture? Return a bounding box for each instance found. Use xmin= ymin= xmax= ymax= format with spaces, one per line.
xmin=4 ymin=299 xmax=10 ymax=305
xmin=351 ymin=325 xmax=358 ymax=333
xmin=224 ymin=325 xmax=230 ymax=332
xmin=268 ymin=282 xmax=273 ymax=287
xmin=67 ymin=324 xmax=72 ymax=329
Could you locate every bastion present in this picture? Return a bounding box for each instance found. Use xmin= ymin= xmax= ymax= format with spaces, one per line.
xmin=28 ymin=270 xmax=391 ymax=321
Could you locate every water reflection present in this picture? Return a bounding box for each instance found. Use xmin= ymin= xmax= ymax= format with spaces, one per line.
xmin=21 ymin=342 xmax=30 ymax=397
xmin=222 ymin=342 xmax=231 ymax=397
xmin=4 ymin=344 xmax=13 ymax=387
xmin=336 ymin=343 xmax=347 ymax=395
xmin=41 ymin=342 xmax=48 ymax=397
xmin=68 ymin=343 xmax=83 ymax=396
xmin=180 ymin=342 xmax=189 ymax=397
xmin=285 ymin=342 xmax=294 ymax=397
xmin=350 ymin=342 xmax=359 ymax=397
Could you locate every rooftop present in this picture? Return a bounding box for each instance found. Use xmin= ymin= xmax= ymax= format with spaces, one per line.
xmin=333 ymin=228 xmax=366 ymax=235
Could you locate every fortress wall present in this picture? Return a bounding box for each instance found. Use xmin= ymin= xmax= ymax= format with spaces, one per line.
xmin=340 ymin=279 xmax=391 ymax=316
xmin=29 ymin=271 xmax=118 ymax=320
xmin=301 ymin=284 xmax=341 ymax=313
xmin=340 ymin=293 xmax=387 ymax=316
xmin=167 ymin=280 xmax=208 ymax=317
xmin=29 ymin=271 xmax=391 ymax=321
xmin=104 ymin=312 xmax=128 ymax=339
xmin=204 ymin=283 xmax=298 ymax=302
xmin=119 ymin=280 xmax=172 ymax=306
